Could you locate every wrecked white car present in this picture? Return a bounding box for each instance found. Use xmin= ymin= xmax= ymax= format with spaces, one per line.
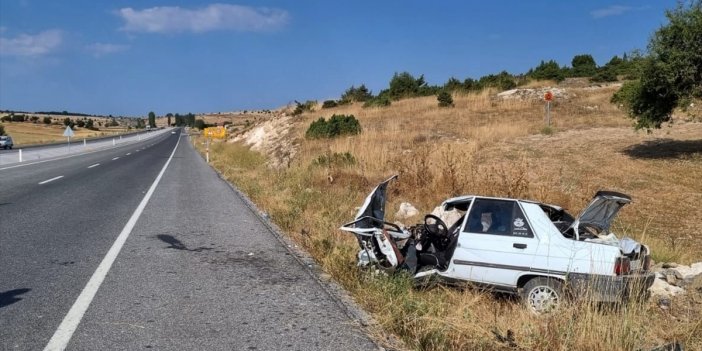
xmin=340 ymin=176 xmax=656 ymax=313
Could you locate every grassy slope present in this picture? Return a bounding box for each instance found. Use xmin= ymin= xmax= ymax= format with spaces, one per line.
xmin=196 ymin=83 xmax=702 ymax=350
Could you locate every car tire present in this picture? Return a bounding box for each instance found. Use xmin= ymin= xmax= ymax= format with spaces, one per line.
xmin=521 ymin=277 xmax=564 ymax=313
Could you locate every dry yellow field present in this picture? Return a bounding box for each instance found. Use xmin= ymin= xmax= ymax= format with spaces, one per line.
xmin=1 ymin=122 xmax=130 ymax=146
xmin=196 ymin=82 xmax=702 ymax=350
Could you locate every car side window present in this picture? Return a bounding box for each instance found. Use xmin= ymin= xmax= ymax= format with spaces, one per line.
xmin=464 ymin=199 xmax=533 ymax=237
xmin=511 ymin=202 xmax=533 ymax=238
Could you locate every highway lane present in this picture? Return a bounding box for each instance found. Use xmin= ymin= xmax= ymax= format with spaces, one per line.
xmin=0 ymin=131 xmax=179 ymax=350
xmin=0 ymin=130 xmax=377 ymax=350
xmin=0 ymin=129 xmax=168 ymax=167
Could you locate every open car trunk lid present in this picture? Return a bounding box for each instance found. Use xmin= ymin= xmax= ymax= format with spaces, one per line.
xmin=572 ymin=191 xmax=631 ymax=233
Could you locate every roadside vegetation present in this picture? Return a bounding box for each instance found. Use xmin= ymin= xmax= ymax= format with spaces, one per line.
xmin=193 ymin=3 xmax=701 ymax=349
xmin=196 ymin=85 xmax=701 ymax=350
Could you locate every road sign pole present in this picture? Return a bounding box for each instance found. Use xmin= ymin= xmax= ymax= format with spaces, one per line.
xmin=68 ymin=137 xmax=71 ymax=152
xmin=543 ymin=91 xmax=554 ymax=128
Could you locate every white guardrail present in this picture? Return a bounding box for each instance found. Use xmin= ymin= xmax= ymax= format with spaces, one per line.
xmin=0 ymin=129 xmax=172 ymax=166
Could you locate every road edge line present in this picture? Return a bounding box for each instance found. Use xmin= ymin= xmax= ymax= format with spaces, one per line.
xmin=43 ymin=135 xmax=181 ymax=351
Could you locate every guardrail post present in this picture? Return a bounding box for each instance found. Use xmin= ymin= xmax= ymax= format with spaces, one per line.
xmin=83 ymin=139 xmax=86 ymax=147
xmin=113 ymin=138 xmax=116 ymax=146
xmin=19 ymin=149 xmax=22 ymax=162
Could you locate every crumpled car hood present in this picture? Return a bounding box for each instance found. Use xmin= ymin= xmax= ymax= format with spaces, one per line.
xmin=572 ymin=191 xmax=631 ymax=232
xmin=352 ymin=175 xmax=397 ymax=228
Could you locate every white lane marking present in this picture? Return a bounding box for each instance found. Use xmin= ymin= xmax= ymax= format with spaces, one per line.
xmin=87 ymin=163 xmax=100 ymax=169
xmin=38 ymin=176 xmax=64 ymax=185
xmin=126 ymin=153 xmax=131 ymax=156
xmin=112 ymin=157 xmax=119 ymax=161
xmin=0 ymin=130 xmax=172 ymax=171
xmin=43 ymin=135 xmax=180 ymax=351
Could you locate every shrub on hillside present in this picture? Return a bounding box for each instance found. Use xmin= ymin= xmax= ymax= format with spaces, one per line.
xmin=388 ymin=72 xmax=438 ymax=99
xmin=312 ymin=152 xmax=356 ymax=167
xmin=527 ymin=60 xmax=566 ymax=82
xmin=363 ymin=95 xmax=391 ymax=108
xmin=322 ymin=100 xmax=338 ymax=109
xmin=305 ymin=114 xmax=361 ymax=139
xmin=340 ymin=84 xmax=373 ymax=104
xmin=43 ymin=116 xmax=52 ymax=124
xmin=292 ymin=100 xmax=316 ymax=116
xmin=477 ymin=71 xmax=517 ymax=90
xmin=10 ymin=114 xmax=26 ymax=122
xmin=437 ymin=91 xmax=454 ymax=107
xmin=590 ymin=67 xmax=618 ymax=82
xmin=0 ymin=125 xmax=4 ymax=136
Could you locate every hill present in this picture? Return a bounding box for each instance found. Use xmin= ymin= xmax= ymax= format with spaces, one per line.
xmin=198 ymin=80 xmax=702 ymax=350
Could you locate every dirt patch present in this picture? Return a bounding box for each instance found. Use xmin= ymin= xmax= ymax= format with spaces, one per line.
xmin=230 ymin=116 xmax=297 ymax=168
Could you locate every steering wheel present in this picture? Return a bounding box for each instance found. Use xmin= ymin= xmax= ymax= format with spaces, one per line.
xmin=423 ymin=214 xmax=448 ymax=239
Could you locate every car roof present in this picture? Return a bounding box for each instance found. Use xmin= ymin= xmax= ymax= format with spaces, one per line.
xmin=442 ymin=194 xmax=564 ymax=210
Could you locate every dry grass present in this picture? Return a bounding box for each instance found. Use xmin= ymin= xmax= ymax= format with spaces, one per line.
xmin=1 ymin=122 xmax=130 ymax=145
xmin=196 ymin=85 xmax=702 ymax=350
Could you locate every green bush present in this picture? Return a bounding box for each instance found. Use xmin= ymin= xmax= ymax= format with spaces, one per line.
xmin=194 ymin=119 xmax=206 ymax=130
xmin=43 ymin=116 xmax=52 ymax=124
xmin=591 ymin=67 xmax=618 ymax=82
xmin=477 ymin=71 xmax=517 ymax=90
xmin=0 ymin=125 xmax=4 ymax=136
xmin=305 ymin=114 xmax=362 ymax=139
xmin=363 ymin=95 xmax=391 ymax=108
xmin=313 ymin=152 xmax=356 ymax=167
xmin=293 ymin=100 xmax=316 ymax=116
xmin=340 ymin=84 xmax=373 ymax=103
xmin=437 ymin=91 xmax=454 ymax=107
xmin=527 ymin=60 xmax=566 ymax=82
xmin=571 ymin=54 xmax=598 ymax=77
xmin=322 ymin=100 xmax=338 ymax=109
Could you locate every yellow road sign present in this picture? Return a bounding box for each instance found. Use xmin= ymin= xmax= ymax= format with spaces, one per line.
xmin=204 ymin=126 xmax=227 ymax=139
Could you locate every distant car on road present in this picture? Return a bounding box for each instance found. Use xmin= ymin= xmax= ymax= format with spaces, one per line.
xmin=171 ymin=131 xmax=177 ymax=134
xmin=0 ymin=135 xmax=13 ymax=149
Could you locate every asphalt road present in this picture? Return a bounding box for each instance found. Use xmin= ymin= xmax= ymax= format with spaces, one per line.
xmin=0 ymin=129 xmax=165 ymax=166
xmin=0 ymin=130 xmax=377 ymax=350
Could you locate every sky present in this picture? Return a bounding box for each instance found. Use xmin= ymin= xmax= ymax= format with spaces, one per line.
xmin=0 ymin=1 xmax=678 ymax=117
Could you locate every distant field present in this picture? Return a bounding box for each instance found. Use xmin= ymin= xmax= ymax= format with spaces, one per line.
xmin=1 ymin=122 xmax=130 ymax=146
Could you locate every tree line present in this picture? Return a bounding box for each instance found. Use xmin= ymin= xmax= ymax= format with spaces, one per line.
xmin=314 ymin=1 xmax=700 ymax=130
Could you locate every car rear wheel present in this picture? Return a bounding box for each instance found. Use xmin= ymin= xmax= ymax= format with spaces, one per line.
xmin=521 ymin=277 xmax=564 ymax=313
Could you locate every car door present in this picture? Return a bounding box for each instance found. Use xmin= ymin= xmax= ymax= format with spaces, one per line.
xmin=449 ymin=198 xmax=540 ymax=288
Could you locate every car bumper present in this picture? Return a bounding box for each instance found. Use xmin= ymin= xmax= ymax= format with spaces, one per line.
xmin=569 ymin=272 xmax=656 ymax=303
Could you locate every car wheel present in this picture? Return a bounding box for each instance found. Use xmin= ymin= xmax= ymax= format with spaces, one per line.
xmin=521 ymin=277 xmax=564 ymax=313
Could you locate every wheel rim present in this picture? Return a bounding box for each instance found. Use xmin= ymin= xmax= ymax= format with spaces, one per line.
xmin=528 ymin=286 xmax=559 ymax=313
